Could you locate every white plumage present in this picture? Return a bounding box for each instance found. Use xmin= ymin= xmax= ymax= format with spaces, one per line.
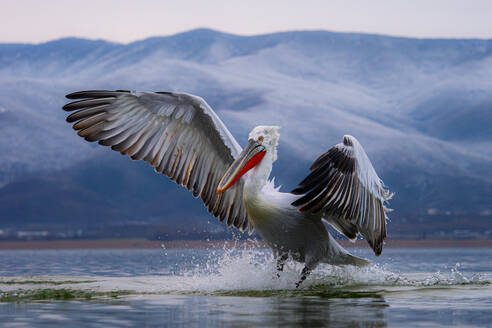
xmin=62 ymin=90 xmax=393 ymax=287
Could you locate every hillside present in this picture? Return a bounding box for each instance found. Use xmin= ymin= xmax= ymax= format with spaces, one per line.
xmin=1 ymin=29 xmax=491 ymax=239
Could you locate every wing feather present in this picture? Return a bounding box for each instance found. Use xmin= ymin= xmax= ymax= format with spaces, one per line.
xmin=291 ymin=135 xmax=393 ymax=255
xmin=63 ymin=90 xmax=250 ymax=232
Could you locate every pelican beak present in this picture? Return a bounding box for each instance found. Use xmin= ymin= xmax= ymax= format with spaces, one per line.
xmin=217 ymin=139 xmax=266 ymax=194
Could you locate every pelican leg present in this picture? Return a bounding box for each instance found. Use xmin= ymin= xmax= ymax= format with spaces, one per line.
xmin=295 ymin=266 xmax=311 ymax=288
xmin=276 ymin=254 xmax=288 ymax=277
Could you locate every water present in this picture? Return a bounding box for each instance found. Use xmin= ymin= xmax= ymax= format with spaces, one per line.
xmin=0 ymin=246 xmax=491 ymax=327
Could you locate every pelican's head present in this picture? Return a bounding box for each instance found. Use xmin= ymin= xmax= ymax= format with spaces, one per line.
xmin=217 ymin=125 xmax=280 ymax=194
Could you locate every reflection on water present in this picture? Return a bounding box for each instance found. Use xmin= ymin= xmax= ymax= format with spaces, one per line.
xmin=0 ymin=247 xmax=491 ymax=327
xmin=3 ymin=292 xmax=491 ymax=328
xmin=1 ymin=295 xmax=389 ymax=328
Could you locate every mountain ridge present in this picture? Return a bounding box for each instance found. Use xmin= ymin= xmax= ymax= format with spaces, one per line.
xmin=0 ymin=28 xmax=491 ymax=238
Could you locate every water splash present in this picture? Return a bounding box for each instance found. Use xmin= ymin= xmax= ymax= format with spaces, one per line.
xmin=416 ymin=263 xmax=486 ymax=286
xmin=176 ymin=247 xmax=489 ymax=291
xmin=1 ymin=247 xmax=490 ymax=300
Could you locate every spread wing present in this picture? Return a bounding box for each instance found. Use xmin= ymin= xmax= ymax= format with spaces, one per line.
xmin=291 ymin=135 xmax=393 ymax=255
xmin=62 ymin=90 xmax=251 ymax=231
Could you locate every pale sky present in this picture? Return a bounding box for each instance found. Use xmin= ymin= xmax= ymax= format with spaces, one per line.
xmin=2 ymin=0 xmax=492 ymax=44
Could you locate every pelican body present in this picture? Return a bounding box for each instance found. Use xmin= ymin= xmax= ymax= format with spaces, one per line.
xmin=62 ymin=90 xmax=393 ymax=287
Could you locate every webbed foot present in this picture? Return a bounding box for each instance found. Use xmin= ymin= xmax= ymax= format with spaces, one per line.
xmin=275 ymin=254 xmax=288 ymax=278
xmin=295 ymin=266 xmax=311 ymax=288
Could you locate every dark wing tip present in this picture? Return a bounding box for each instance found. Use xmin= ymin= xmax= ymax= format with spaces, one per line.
xmin=290 ymin=187 xmax=305 ymax=195
xmin=62 ymin=103 xmax=74 ymax=111
xmin=369 ymin=237 xmax=384 ymax=256
xmin=66 ymin=90 xmax=125 ymax=100
xmin=374 ymin=244 xmax=383 ymax=256
xmin=290 ymin=198 xmax=304 ymax=207
xmin=62 ymin=99 xmax=114 ymax=112
xmin=66 ymin=90 xmax=100 ymax=99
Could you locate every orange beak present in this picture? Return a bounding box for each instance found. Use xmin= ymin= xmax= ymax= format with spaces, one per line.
xmin=217 ymin=139 xmax=266 ymax=194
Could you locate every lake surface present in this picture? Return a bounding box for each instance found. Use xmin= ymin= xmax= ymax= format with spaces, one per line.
xmin=0 ymin=246 xmax=491 ymax=327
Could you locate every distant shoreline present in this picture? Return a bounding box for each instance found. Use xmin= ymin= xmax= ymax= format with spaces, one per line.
xmin=0 ymin=239 xmax=491 ymax=250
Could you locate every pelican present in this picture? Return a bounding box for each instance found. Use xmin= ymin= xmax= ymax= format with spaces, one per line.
xmin=62 ymin=90 xmax=393 ymax=287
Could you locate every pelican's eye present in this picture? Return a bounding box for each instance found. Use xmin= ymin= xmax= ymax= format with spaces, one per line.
xmin=257 ymin=136 xmax=264 ymax=143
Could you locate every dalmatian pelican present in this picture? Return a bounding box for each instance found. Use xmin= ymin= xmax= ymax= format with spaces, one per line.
xmin=62 ymin=90 xmax=393 ymax=287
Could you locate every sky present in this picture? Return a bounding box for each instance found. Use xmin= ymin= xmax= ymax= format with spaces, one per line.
xmin=2 ymin=0 xmax=492 ymax=44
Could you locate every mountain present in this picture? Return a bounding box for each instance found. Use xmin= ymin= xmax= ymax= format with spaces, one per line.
xmin=1 ymin=29 xmax=491 ymax=239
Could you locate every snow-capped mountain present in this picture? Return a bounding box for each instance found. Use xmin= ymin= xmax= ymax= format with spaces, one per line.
xmin=1 ymin=29 xmax=491 ymax=234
